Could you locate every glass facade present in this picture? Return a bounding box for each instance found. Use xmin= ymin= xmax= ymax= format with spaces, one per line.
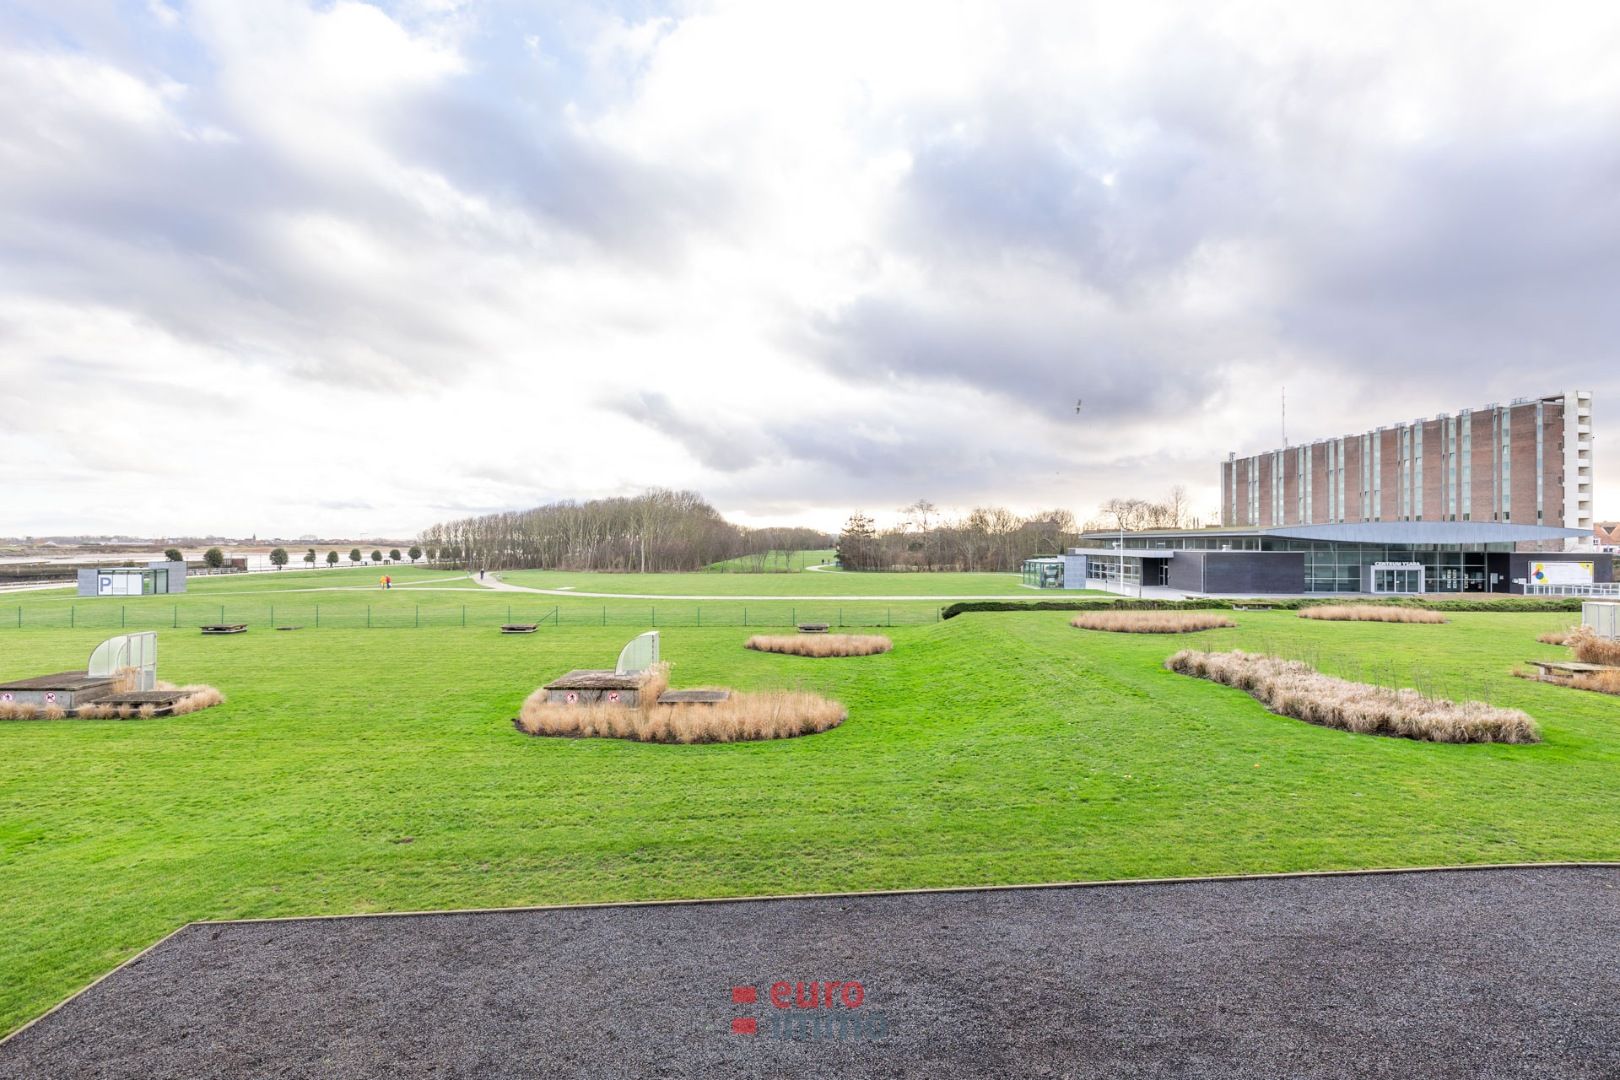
xmin=1021 ymin=558 xmax=1064 ymax=588
xmin=1079 ymin=534 xmax=1516 ymax=593
xmin=1086 ymin=553 xmax=1142 ymax=591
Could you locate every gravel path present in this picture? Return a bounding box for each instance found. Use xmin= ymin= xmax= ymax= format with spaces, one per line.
xmin=4 ymin=867 xmax=1617 ymax=1079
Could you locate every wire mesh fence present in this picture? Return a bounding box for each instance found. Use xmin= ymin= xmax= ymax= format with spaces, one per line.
xmin=0 ymin=603 xmax=945 ymax=631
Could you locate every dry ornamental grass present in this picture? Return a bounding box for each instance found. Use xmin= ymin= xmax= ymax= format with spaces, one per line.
xmin=1070 ymin=611 xmax=1235 ymax=634
xmin=1166 ymin=649 xmax=1539 ymax=744
xmin=517 ymin=663 xmax=845 ymax=744
xmin=744 ymin=634 xmax=892 ymax=657
xmin=0 ymin=683 xmax=225 ymax=721
xmin=1538 ymin=629 xmax=1578 ymax=646
xmin=1298 ymin=605 xmax=1447 ymax=624
xmin=1569 ymin=627 xmax=1620 ymax=668
xmin=1571 ymin=669 xmax=1620 ymax=696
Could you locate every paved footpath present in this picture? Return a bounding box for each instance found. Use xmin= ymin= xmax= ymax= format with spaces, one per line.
xmin=471 ymin=571 xmax=1035 ymax=602
xmin=3 ymin=867 xmax=1617 ymax=1079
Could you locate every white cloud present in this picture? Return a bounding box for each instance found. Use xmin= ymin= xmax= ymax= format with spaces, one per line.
xmin=0 ymin=0 xmax=1616 ymax=537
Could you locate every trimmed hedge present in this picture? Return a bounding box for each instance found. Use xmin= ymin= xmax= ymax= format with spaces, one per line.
xmin=940 ymin=596 xmax=1585 ymax=619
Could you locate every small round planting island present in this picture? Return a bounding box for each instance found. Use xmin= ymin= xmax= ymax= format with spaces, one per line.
xmin=517 ymin=664 xmax=845 ymax=744
xmin=744 ymin=634 xmax=892 ymax=657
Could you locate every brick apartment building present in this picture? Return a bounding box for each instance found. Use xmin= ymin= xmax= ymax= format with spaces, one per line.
xmin=1220 ymin=391 xmax=1594 ymax=547
xmin=1052 ymin=390 xmax=1604 ymax=595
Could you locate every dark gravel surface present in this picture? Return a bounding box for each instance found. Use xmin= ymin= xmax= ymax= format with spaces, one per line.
xmin=4 ymin=867 xmax=1618 ymax=1079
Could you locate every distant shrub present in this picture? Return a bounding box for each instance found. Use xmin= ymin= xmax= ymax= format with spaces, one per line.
xmin=745 ymin=634 xmax=893 ymax=657
xmin=203 ymin=547 xmax=224 ymax=569
xmin=1070 ymin=611 xmax=1234 ymax=634
xmin=1166 ymin=649 xmax=1537 ymax=744
xmin=1298 ymin=606 xmax=1447 ymax=624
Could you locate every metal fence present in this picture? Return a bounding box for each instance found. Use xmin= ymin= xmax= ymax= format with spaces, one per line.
xmin=1523 ymin=583 xmax=1620 ymax=598
xmin=0 ymin=603 xmax=944 ymax=631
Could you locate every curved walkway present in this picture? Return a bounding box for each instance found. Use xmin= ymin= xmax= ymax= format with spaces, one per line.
xmin=470 ymin=572 xmax=1030 ymax=603
xmin=4 ymin=866 xmax=1615 ymax=1078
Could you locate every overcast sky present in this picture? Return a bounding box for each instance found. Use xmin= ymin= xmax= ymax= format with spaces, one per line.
xmin=2 ymin=1 xmax=1616 ymax=538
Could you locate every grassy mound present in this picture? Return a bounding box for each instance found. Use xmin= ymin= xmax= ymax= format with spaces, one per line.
xmin=1298 ymin=606 xmax=1446 ymax=624
xmin=1167 ymin=649 xmax=1538 ymax=744
xmin=1070 ymin=611 xmax=1235 ymax=634
xmin=743 ymin=634 xmax=893 ymax=657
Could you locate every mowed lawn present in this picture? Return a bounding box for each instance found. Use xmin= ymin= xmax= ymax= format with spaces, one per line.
xmin=497 ymin=566 xmax=1043 ymax=596
xmin=2 ymin=608 xmax=1619 ymax=1035
xmin=0 ymin=567 xmax=957 ymax=630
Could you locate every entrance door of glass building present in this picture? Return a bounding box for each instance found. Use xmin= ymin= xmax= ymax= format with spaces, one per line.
xmin=1370 ymin=563 xmax=1424 ymax=594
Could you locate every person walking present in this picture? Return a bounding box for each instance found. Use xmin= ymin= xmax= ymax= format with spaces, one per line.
xmin=479 ymin=568 xmax=485 ymax=581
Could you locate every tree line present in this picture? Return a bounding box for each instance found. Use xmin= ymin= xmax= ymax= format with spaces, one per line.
xmin=418 ymin=489 xmax=830 ymax=572
xmin=835 ymin=489 xmax=1201 ymax=572
xmin=836 ymin=501 xmax=1082 ymax=572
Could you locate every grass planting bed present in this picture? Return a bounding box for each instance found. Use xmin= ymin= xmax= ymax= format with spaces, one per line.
xmin=1298 ymin=605 xmax=1447 ymax=624
xmin=1 ymin=585 xmax=1619 ymax=1038
xmin=1071 ymin=611 xmax=1236 ymax=634
xmin=1167 ymin=650 xmax=1539 ymax=744
xmin=515 ymin=664 xmax=846 ymax=743
xmin=743 ymin=634 xmax=894 ymax=657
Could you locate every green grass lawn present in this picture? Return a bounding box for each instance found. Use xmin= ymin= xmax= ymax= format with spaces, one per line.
xmin=1 ymin=606 xmax=1617 ymax=1036
xmin=0 ymin=568 xmax=953 ymax=630
xmin=499 ymin=565 xmax=1043 ymax=596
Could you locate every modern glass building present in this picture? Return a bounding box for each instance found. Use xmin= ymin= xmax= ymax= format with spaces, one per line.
xmin=1067 ymin=522 xmax=1610 ymax=595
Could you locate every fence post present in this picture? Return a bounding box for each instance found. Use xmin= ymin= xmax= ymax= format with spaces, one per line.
xmin=839 ymin=608 xmax=843 ymax=627
xmin=220 ymin=605 xmax=225 ymax=623
xmin=888 ymin=608 xmax=891 ymax=627
xmin=791 ymin=606 xmax=795 ymax=626
xmin=744 ymin=607 xmax=747 ymax=627
xmin=367 ymin=605 xmax=371 ymax=628
xmin=652 ymin=606 xmax=656 ymax=627
xmin=697 ymin=606 xmax=700 ymax=627
xmin=316 ymin=604 xmax=320 ymax=628
xmin=71 ymin=606 xmax=74 ymax=628
xmin=553 ymin=606 xmax=559 ymax=626
xmin=121 ymin=606 xmax=125 ymax=628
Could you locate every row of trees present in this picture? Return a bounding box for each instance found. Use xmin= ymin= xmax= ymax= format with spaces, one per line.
xmin=836 ymin=502 xmax=1083 ymax=572
xmin=835 ymin=489 xmax=1204 ymax=572
xmin=281 ymin=547 xmax=422 ymax=568
xmin=419 ymin=489 xmax=830 ymax=572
